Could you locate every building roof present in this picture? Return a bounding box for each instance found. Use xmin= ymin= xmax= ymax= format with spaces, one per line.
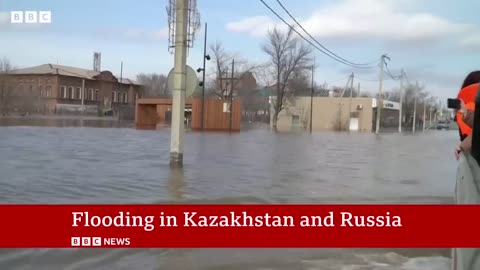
xmin=255 ymin=87 xmax=272 ymax=97
xmin=8 ymin=64 xmax=140 ymax=85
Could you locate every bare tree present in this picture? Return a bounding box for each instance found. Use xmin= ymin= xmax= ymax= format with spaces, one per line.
xmin=289 ymin=68 xmax=310 ymax=96
xmin=210 ymin=41 xmax=232 ymax=96
xmin=0 ymin=57 xmax=13 ymax=116
xmin=209 ymin=41 xmax=258 ymax=99
xmin=384 ymin=83 xmax=439 ymax=127
xmin=262 ymin=27 xmax=312 ymax=131
xmin=254 ymin=65 xmax=276 ymax=88
xmin=136 ymin=73 xmax=168 ymax=97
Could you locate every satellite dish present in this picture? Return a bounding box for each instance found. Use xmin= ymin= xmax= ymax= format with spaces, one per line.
xmin=167 ymin=65 xmax=198 ymax=97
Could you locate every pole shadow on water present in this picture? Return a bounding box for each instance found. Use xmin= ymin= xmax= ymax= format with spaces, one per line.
xmin=167 ymin=167 xmax=185 ymax=201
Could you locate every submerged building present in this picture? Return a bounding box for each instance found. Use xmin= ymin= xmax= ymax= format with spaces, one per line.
xmin=270 ymin=96 xmax=400 ymax=132
xmin=1 ymin=64 xmax=143 ymax=119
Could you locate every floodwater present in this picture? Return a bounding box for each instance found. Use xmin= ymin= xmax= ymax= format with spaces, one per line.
xmin=0 ymin=122 xmax=459 ymax=270
xmin=0 ymin=115 xmax=133 ymax=128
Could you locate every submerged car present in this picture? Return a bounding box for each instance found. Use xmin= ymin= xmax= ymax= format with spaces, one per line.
xmin=436 ymin=120 xmax=449 ymax=130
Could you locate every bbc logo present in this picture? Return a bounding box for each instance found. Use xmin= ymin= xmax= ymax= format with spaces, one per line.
xmin=10 ymin=11 xmax=51 ymax=24
xmin=71 ymin=237 xmax=102 ymax=247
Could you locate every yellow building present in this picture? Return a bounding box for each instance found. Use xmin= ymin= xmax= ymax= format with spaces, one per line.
xmin=270 ymin=96 xmax=400 ymax=132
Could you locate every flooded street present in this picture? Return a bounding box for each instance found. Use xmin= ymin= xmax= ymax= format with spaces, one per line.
xmin=0 ymin=124 xmax=458 ymax=269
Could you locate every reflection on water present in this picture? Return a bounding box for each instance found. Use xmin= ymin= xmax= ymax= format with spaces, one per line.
xmin=168 ymin=167 xmax=185 ymax=200
xmin=0 ymin=116 xmax=133 ymax=128
xmin=0 ymin=125 xmax=459 ymax=269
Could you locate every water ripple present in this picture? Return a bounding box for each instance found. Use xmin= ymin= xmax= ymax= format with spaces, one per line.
xmin=0 ymin=126 xmax=459 ymax=268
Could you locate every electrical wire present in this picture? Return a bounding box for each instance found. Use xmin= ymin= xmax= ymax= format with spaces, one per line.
xmin=258 ymin=0 xmax=375 ymax=70
xmin=384 ymin=62 xmax=401 ymax=81
xmin=258 ymin=0 xmax=419 ymax=90
xmin=274 ymin=0 xmax=378 ymax=68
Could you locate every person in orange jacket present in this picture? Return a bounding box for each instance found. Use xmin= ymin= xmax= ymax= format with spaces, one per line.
xmin=454 ymin=71 xmax=480 ymax=160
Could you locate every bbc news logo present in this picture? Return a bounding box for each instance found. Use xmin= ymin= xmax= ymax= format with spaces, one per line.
xmin=10 ymin=11 xmax=51 ymax=24
xmin=71 ymin=237 xmax=131 ymax=247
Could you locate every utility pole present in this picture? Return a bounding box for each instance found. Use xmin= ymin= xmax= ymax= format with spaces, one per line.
xmin=229 ymin=59 xmax=234 ymax=133
xmin=423 ymin=93 xmax=427 ymax=133
xmin=118 ymin=60 xmax=123 ymax=112
xmin=310 ymin=59 xmax=315 ymax=134
xmin=413 ymin=81 xmax=418 ymax=134
xmin=399 ymin=69 xmax=404 ymax=133
xmin=201 ymin=22 xmax=207 ymax=130
xmin=81 ymin=79 xmax=85 ymax=111
xmin=348 ymin=72 xmax=354 ymax=126
xmin=337 ymin=75 xmax=352 ymax=130
xmin=120 ymin=61 xmax=123 ymax=82
xmin=357 ymin=82 xmax=360 ymax=97
xmin=170 ymin=0 xmax=188 ymax=167
xmin=428 ymin=105 xmax=432 ymax=129
xmin=375 ymin=54 xmax=388 ymax=134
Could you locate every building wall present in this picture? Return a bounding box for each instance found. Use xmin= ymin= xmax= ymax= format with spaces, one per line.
xmin=271 ymin=97 xmax=375 ymax=132
xmin=57 ymin=75 xmax=134 ymax=105
xmin=191 ymin=98 xmax=241 ymax=131
xmin=1 ymin=74 xmax=59 ymax=114
xmin=156 ymin=104 xmax=172 ymax=123
xmin=135 ymin=104 xmax=157 ymax=129
xmin=371 ymin=107 xmax=401 ymax=130
xmin=135 ymin=98 xmax=242 ymax=132
xmin=58 ymin=76 xmax=98 ymax=104
xmin=2 ymin=73 xmax=142 ymax=117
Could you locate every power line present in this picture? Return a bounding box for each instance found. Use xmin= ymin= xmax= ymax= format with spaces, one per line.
xmin=384 ymin=61 xmax=401 ymax=81
xmin=261 ymin=0 xmax=419 ymax=92
xmin=274 ymin=0 xmax=378 ymax=68
xmin=258 ymin=0 xmax=375 ymax=70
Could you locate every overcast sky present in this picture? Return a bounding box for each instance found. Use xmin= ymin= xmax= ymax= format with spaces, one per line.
xmin=0 ymin=0 xmax=479 ymax=101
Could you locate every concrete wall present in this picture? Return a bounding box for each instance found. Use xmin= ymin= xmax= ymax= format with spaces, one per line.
xmin=271 ymin=97 xmax=375 ymax=132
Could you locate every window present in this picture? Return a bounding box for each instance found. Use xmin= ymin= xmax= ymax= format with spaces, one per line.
xmin=69 ymin=87 xmax=75 ymax=99
xmin=76 ymin=87 xmax=82 ymax=99
xmin=60 ymin=86 xmax=67 ymax=99
xmin=95 ymin=89 xmax=99 ymax=101
xmin=39 ymin=86 xmax=43 ymax=97
xmin=123 ymin=92 xmax=128 ymax=103
xmin=89 ymin=89 xmax=94 ymax=101
xmin=46 ymin=86 xmax=51 ymax=97
xmin=223 ymin=102 xmax=231 ymax=113
xmin=83 ymin=88 xmax=88 ymax=100
xmin=117 ymin=92 xmax=122 ymax=103
xmin=112 ymin=91 xmax=117 ymax=102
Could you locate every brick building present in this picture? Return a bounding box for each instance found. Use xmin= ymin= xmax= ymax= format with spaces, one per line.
xmin=0 ymin=64 xmax=143 ymax=118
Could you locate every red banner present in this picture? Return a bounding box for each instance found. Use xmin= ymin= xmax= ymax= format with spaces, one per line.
xmin=0 ymin=204 xmax=478 ymax=248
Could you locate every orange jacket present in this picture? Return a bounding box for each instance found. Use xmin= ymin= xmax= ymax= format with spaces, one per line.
xmin=456 ymin=83 xmax=480 ymax=138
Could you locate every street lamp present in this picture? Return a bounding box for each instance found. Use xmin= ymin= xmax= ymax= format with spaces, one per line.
xmin=197 ymin=22 xmax=210 ymax=130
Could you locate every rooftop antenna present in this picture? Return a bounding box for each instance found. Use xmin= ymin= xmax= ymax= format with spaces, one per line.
xmin=93 ymin=52 xmax=101 ymax=71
